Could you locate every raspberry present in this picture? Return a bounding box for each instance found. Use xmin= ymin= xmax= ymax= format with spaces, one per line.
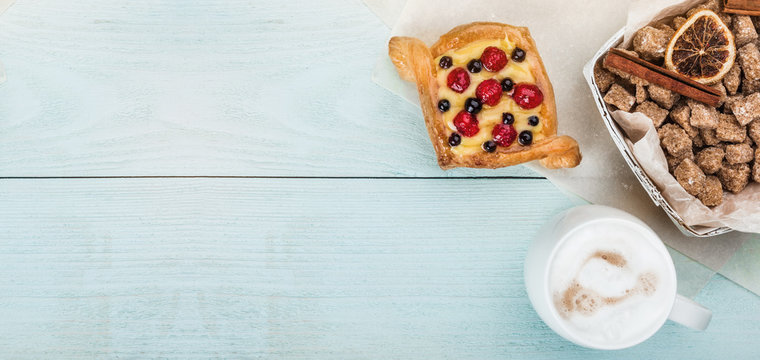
xmin=453 ymin=111 xmax=479 ymax=137
xmin=475 ymin=79 xmax=503 ymax=106
xmin=512 ymin=83 xmax=544 ymax=109
xmin=447 ymin=67 xmax=470 ymax=93
xmin=492 ymin=124 xmax=517 ymax=147
xmin=480 ymin=46 xmax=508 ymax=72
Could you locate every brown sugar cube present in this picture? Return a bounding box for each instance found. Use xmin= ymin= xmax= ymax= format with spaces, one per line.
xmin=693 ymin=134 xmax=705 ymax=148
xmin=625 ymin=74 xmax=650 ymax=88
xmin=687 ymin=99 xmax=719 ymax=129
xmin=704 ymin=0 xmax=722 ymax=11
xmin=658 ymin=122 xmax=677 ymax=137
xmin=666 ymin=154 xmax=681 ymax=173
xmin=698 ymin=176 xmax=724 ymax=207
xmin=670 ymin=102 xmax=689 ymax=123
xmin=718 ymin=162 xmax=751 ymax=193
xmin=738 ymin=43 xmax=760 ymax=81
xmin=749 ymin=119 xmax=760 ymax=144
xmin=687 ymin=0 xmax=720 ymax=17
xmin=635 ymin=84 xmax=648 ymax=104
xmin=634 ymin=101 xmax=669 ymax=127
xmin=674 ymin=158 xmax=706 ymax=196
xmin=696 ymin=147 xmax=725 ymax=174
xmin=665 ymin=154 xmax=676 ymax=171
xmin=707 ymin=0 xmax=723 ymax=11
xmin=655 ymin=23 xmax=675 ymax=37
xmin=648 ymin=84 xmax=680 ymax=109
xmin=667 ymin=151 xmax=695 ymax=173
xmin=720 ymin=13 xmax=734 ymax=28
xmin=684 ymin=149 xmax=695 ymax=162
xmin=701 ymin=128 xmax=722 ymax=146
xmin=670 ymin=103 xmax=699 ymax=137
xmin=725 ymin=94 xmax=743 ymax=111
xmin=753 ymin=149 xmax=760 ymax=183
xmin=742 ymin=76 xmax=760 ymax=93
xmin=734 ymin=16 xmax=758 ymax=47
xmin=725 ymin=143 xmax=754 ymax=164
xmin=659 ymin=123 xmax=693 ymax=157
xmin=632 ymin=26 xmax=670 ymax=61
xmin=730 ymin=92 xmax=760 ymax=126
xmin=715 ymin=113 xmax=747 ymax=143
xmin=673 ymin=16 xmax=687 ymax=29
xmin=594 ymin=62 xmax=616 ymax=92
xmin=603 ymin=84 xmax=635 ymax=112
xmin=723 ymin=63 xmax=742 ymax=95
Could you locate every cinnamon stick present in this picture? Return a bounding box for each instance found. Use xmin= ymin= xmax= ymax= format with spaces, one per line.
xmin=724 ymin=0 xmax=760 ymax=16
xmin=604 ymin=48 xmax=722 ymax=107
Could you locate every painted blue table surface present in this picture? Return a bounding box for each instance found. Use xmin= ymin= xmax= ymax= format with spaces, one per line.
xmin=0 ymin=0 xmax=758 ymax=358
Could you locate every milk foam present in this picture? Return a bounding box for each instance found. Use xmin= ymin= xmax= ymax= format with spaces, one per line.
xmin=548 ymin=219 xmax=675 ymax=347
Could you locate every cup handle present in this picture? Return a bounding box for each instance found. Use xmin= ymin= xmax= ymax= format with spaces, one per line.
xmin=667 ymin=294 xmax=712 ymax=331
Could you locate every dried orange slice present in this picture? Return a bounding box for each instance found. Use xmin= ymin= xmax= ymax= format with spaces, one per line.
xmin=664 ymin=9 xmax=735 ymax=84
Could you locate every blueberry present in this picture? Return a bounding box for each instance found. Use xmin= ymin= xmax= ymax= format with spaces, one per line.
xmin=448 ymin=133 xmax=461 ymax=147
xmin=501 ymin=78 xmax=514 ymax=92
xmin=528 ymin=116 xmax=539 ymax=126
xmin=438 ymin=99 xmax=450 ymax=112
xmin=439 ymin=56 xmax=453 ymax=69
xmin=467 ymin=59 xmax=482 ymax=73
xmin=464 ymin=98 xmax=482 ymax=114
xmin=511 ymin=47 xmax=526 ymax=62
xmin=502 ymin=112 xmax=515 ymax=125
xmin=483 ymin=140 xmax=497 ymax=153
xmin=518 ymin=130 xmax=533 ymax=145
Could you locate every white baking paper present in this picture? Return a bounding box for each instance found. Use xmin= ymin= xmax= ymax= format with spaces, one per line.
xmin=362 ymin=0 xmax=408 ymax=28
xmin=364 ymin=0 xmax=760 ymax=297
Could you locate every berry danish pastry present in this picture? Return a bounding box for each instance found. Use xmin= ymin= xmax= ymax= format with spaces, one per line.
xmin=389 ymin=22 xmax=581 ymax=169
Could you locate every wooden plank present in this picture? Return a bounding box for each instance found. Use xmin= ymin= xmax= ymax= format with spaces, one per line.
xmin=0 ymin=0 xmax=538 ymax=178
xmin=0 ymin=178 xmax=757 ymax=358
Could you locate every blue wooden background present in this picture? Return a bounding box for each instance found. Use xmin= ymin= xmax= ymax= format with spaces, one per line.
xmin=0 ymin=0 xmax=759 ymax=358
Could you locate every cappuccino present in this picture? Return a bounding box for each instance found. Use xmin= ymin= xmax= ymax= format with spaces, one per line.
xmin=547 ymin=218 xmax=675 ymax=347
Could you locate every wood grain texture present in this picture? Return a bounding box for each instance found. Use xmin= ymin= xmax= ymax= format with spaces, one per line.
xmin=0 ymin=0 xmax=538 ymax=178
xmin=0 ymin=178 xmax=757 ymax=359
xmin=0 ymin=0 xmax=758 ymax=358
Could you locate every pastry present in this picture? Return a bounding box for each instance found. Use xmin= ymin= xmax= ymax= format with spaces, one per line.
xmin=388 ymin=22 xmax=581 ymax=170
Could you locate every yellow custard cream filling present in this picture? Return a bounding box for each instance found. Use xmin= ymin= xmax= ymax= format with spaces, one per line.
xmin=435 ymin=38 xmax=545 ymax=155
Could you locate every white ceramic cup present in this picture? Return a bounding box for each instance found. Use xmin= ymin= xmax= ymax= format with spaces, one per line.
xmin=524 ymin=205 xmax=712 ymax=350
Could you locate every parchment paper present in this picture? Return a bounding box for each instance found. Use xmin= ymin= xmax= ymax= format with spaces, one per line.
xmin=365 ymin=0 xmax=760 ymax=297
xmin=362 ymin=0 xmax=407 ymax=28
